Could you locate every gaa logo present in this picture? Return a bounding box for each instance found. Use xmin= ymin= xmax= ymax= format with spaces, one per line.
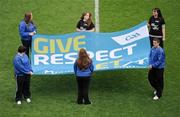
xmin=125 ymin=33 xmax=140 ymax=41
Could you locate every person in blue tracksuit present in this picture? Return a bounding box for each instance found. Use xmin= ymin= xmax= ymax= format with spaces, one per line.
xmin=148 ymin=38 xmax=165 ymax=100
xmin=74 ymin=48 xmax=94 ymax=104
xmin=13 ymin=45 xmax=33 ymax=105
xmin=19 ymin=12 xmax=37 ymax=57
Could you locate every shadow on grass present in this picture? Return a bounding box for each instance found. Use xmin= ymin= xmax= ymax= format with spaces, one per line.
xmin=31 ymin=69 xmax=149 ymax=96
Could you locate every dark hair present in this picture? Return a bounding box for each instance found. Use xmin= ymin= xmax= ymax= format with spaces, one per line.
xmin=80 ymin=12 xmax=93 ymax=26
xmin=24 ymin=12 xmax=33 ymax=24
xmin=153 ymin=38 xmax=160 ymax=44
xmin=18 ymin=45 xmax=26 ymax=53
xmin=77 ymin=48 xmax=91 ymax=70
xmin=152 ymin=8 xmax=163 ymax=18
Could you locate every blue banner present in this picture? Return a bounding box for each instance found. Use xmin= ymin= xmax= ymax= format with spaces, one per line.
xmin=31 ymin=21 xmax=150 ymax=75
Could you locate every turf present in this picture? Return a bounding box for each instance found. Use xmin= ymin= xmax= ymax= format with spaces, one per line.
xmin=0 ymin=0 xmax=180 ymax=117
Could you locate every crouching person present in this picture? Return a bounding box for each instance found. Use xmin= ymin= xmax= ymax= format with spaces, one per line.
xmin=13 ymin=45 xmax=33 ymax=105
xmin=74 ymin=48 xmax=94 ymax=105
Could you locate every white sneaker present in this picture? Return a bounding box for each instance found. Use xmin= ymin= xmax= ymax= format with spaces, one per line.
xmin=153 ymin=95 xmax=159 ymax=100
xmin=154 ymin=91 xmax=157 ymax=95
xmin=17 ymin=101 xmax=21 ymax=105
xmin=26 ymin=98 xmax=31 ymax=103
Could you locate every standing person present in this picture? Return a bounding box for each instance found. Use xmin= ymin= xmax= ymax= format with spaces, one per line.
xmin=13 ymin=45 xmax=33 ymax=105
xmin=74 ymin=48 xmax=94 ymax=104
xmin=148 ymin=8 xmax=165 ymax=48
xmin=76 ymin=12 xmax=95 ymax=32
xmin=19 ymin=12 xmax=37 ymax=57
xmin=148 ymin=38 xmax=165 ymax=100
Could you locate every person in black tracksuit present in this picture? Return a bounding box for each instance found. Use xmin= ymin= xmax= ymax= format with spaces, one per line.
xmin=148 ymin=8 xmax=165 ymax=48
xmin=76 ymin=12 xmax=95 ymax=32
xmin=74 ymin=48 xmax=94 ymax=104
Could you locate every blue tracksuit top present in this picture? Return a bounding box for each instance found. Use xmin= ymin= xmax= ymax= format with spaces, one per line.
xmin=149 ymin=46 xmax=165 ymax=69
xmin=19 ymin=20 xmax=37 ymax=41
xmin=13 ymin=53 xmax=33 ymax=77
xmin=74 ymin=60 xmax=94 ymax=77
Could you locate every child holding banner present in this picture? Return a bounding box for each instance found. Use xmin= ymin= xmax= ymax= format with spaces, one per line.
xmin=13 ymin=45 xmax=33 ymax=105
xmin=19 ymin=12 xmax=37 ymax=57
xmin=148 ymin=8 xmax=165 ymax=48
xmin=74 ymin=48 xmax=94 ymax=104
xmin=76 ymin=12 xmax=95 ymax=32
xmin=148 ymin=38 xmax=165 ymax=100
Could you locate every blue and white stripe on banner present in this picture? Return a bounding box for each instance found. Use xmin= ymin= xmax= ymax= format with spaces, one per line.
xmin=31 ymin=21 xmax=150 ymax=75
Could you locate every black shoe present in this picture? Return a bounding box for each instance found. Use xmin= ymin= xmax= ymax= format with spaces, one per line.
xmin=77 ymin=100 xmax=83 ymax=104
xmin=84 ymin=101 xmax=91 ymax=105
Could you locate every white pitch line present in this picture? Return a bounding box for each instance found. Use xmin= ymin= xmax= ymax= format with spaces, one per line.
xmin=95 ymin=0 xmax=100 ymax=32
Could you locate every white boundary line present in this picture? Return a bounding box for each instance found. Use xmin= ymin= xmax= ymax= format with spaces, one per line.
xmin=95 ymin=0 xmax=100 ymax=32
